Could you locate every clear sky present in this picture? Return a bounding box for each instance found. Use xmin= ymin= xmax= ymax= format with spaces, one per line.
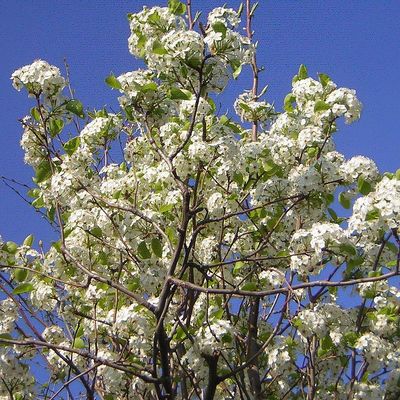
xmin=1 ymin=0 xmax=399 ymax=246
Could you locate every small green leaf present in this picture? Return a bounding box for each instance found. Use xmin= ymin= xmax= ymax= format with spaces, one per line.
xmin=343 ymin=331 xmax=358 ymax=347
xmin=327 ymin=207 xmax=338 ymax=221
xmin=338 ymin=192 xmax=351 ymax=209
xmin=232 ymin=63 xmax=242 ymax=79
xmin=170 ymin=87 xmax=191 ymax=100
xmin=147 ymin=11 xmax=161 ymax=24
xmin=90 ymin=227 xmax=103 ymax=238
xmin=48 ymin=118 xmax=64 ymax=137
xmin=185 ymin=57 xmax=202 ymax=69
xmin=212 ymin=22 xmax=227 ymax=37
xmin=35 ymin=160 xmax=52 ymax=183
xmin=32 ymin=197 xmax=45 ymax=209
xmin=365 ymin=209 xmax=379 ymax=221
xmin=105 ymin=74 xmax=122 ymax=90
xmin=27 ymin=188 xmax=40 ymax=198
xmin=241 ymin=282 xmax=258 ymax=291
xmin=339 ymin=243 xmax=357 ymax=257
xmin=233 ymin=261 xmax=244 ymax=276
xmin=357 ymin=177 xmax=372 ymax=195
xmin=314 ymin=100 xmax=331 ymax=112
xmin=141 ymin=82 xmax=158 ymax=92
xmin=307 ymin=146 xmax=318 ymax=158
xmin=23 ymin=234 xmax=34 ymax=247
xmin=239 ymin=103 xmax=252 ymax=112
xmin=73 ymin=337 xmax=85 ymax=349
xmin=0 ymin=333 xmax=13 ymax=347
xmin=160 ymin=204 xmax=174 ymax=213
xmin=76 ymin=325 xmax=84 ymax=338
xmin=233 ymin=172 xmax=243 ymax=186
xmin=395 ymin=168 xmax=400 ymax=180
xmin=284 ymin=93 xmax=296 ymax=112
xmin=168 ymin=0 xmax=186 ymax=15
xmin=250 ymin=1 xmax=259 ymax=16
xmin=4 ymin=241 xmax=18 ymax=254
xmin=151 ymin=238 xmax=163 ymax=258
xmin=63 ymin=137 xmax=81 ymax=156
xmin=298 ymin=64 xmax=308 ymax=80
xmin=30 ymin=107 xmax=41 ymax=122
xmin=66 ymin=99 xmax=85 ymax=119
xmin=152 ymin=40 xmax=168 ymax=55
xmin=14 ymin=268 xmax=28 ymax=282
xmin=13 ymin=283 xmax=34 ymax=295
xmin=318 ymin=73 xmax=331 ymax=87
xmin=174 ymin=326 xmax=187 ymax=341
xmin=138 ymin=241 xmax=151 ymax=259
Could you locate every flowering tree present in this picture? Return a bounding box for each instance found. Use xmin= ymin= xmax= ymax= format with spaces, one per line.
xmin=1 ymin=0 xmax=400 ymax=399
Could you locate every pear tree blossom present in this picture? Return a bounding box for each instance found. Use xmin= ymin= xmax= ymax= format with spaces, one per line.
xmin=1 ymin=1 xmax=400 ymax=399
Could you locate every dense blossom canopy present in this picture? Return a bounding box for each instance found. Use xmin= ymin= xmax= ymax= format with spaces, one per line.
xmin=1 ymin=1 xmax=400 ymax=399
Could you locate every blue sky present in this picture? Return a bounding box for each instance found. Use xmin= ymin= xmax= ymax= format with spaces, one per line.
xmin=1 ymin=0 xmax=399 ymax=246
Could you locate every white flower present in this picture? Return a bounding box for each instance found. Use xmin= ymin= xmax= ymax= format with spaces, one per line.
xmin=11 ymin=59 xmax=65 ymax=99
xmin=326 ymin=87 xmax=362 ymax=123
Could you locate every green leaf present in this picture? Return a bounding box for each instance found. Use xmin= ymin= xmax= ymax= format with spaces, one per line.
xmin=338 ymin=192 xmax=351 ymax=209
xmin=348 ymin=256 xmax=364 ymax=269
xmin=152 ymin=40 xmax=168 ymax=55
xmin=13 ymin=283 xmax=34 ymax=295
xmin=318 ymin=335 xmax=334 ymax=357
xmin=174 ymin=326 xmax=187 ymax=341
xmin=147 ymin=11 xmax=161 ymax=24
xmin=284 ymin=93 xmax=296 ymax=113
xmin=73 ymin=337 xmax=85 ymax=349
xmin=30 ymin=107 xmax=41 ymax=122
xmin=63 ymin=137 xmax=81 ymax=156
xmin=76 ymin=325 xmax=84 ymax=338
xmin=185 ymin=57 xmax=202 ymax=69
xmin=66 ymin=99 xmax=85 ymax=119
xmin=105 ymin=74 xmax=122 ymax=90
xmin=232 ymin=63 xmax=242 ymax=79
xmin=212 ymin=22 xmax=227 ymax=38
xmin=250 ymin=1 xmax=259 ymax=16
xmin=27 ymin=188 xmax=40 ymax=198
xmin=0 ymin=333 xmax=13 ymax=347
xmin=14 ymin=269 xmax=28 ymax=282
xmin=23 ymin=234 xmax=34 ymax=247
xmin=90 ymin=226 xmax=103 ymax=238
xmin=307 ymin=146 xmax=318 ymax=158
xmin=151 ymin=238 xmax=163 ymax=258
xmin=4 ymin=241 xmax=18 ymax=254
xmin=357 ymin=177 xmax=372 ymax=195
xmin=233 ymin=261 xmax=245 ymax=276
xmin=32 ymin=197 xmax=45 ymax=208
xmin=138 ymin=241 xmax=151 ymax=259
xmin=395 ymin=168 xmax=400 ymax=180
xmin=239 ymin=103 xmax=252 ymax=113
xmin=241 ymin=282 xmax=258 ymax=291
xmin=343 ymin=332 xmax=358 ymax=347
xmin=168 ymin=0 xmax=186 ymax=15
xmin=48 ymin=118 xmax=64 ymax=137
xmin=318 ymin=73 xmax=331 ymax=87
xmin=160 ymin=204 xmax=174 ymax=213
xmin=314 ymin=100 xmax=331 ymax=112
xmin=35 ymin=160 xmax=52 ymax=183
xmin=339 ymin=243 xmax=357 ymax=257
xmin=233 ymin=172 xmax=243 ymax=186
xmin=327 ymin=207 xmax=338 ymax=221
xmin=170 ymin=87 xmax=191 ymax=100
xmin=298 ymin=64 xmax=308 ymax=80
xmin=141 ymin=82 xmax=158 ymax=92
xmin=365 ymin=209 xmax=379 ymax=221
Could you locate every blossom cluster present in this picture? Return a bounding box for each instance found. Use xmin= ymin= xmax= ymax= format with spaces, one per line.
xmin=3 ymin=1 xmax=400 ymax=399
